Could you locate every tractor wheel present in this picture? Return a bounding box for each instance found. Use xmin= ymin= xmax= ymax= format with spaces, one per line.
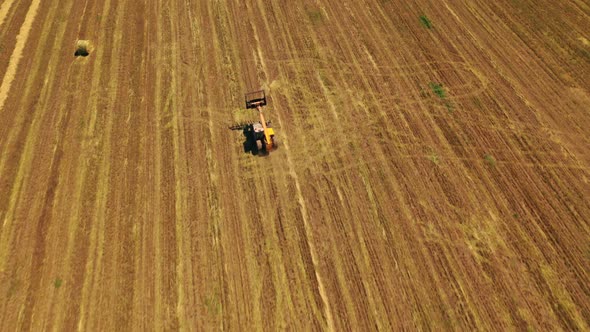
xmin=256 ymin=139 xmax=263 ymax=151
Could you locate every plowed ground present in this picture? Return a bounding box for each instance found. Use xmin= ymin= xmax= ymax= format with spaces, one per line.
xmin=0 ymin=0 xmax=589 ymax=330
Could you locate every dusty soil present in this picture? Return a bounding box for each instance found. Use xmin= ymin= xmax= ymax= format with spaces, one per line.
xmin=0 ymin=0 xmax=589 ymax=330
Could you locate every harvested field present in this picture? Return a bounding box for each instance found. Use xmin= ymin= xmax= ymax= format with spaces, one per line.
xmin=1 ymin=0 xmax=589 ymax=330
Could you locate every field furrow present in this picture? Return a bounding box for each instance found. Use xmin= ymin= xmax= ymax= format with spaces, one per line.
xmin=0 ymin=0 xmax=589 ymax=330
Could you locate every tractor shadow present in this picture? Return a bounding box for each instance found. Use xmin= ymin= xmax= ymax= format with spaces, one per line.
xmin=237 ymin=124 xmax=268 ymax=156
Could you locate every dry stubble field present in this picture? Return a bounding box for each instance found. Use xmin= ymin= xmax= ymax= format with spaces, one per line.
xmin=0 ymin=0 xmax=589 ymax=330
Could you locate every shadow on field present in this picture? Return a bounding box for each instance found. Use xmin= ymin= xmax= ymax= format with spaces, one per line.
xmin=230 ymin=124 xmax=267 ymax=156
xmin=242 ymin=124 xmax=262 ymax=156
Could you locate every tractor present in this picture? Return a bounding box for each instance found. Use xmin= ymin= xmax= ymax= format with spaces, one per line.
xmin=230 ymin=90 xmax=276 ymax=154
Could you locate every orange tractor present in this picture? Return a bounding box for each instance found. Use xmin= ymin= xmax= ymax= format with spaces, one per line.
xmin=243 ymin=90 xmax=276 ymax=153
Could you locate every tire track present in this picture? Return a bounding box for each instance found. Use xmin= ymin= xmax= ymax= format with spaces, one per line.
xmin=150 ymin=0 xmax=181 ymax=329
xmin=0 ymin=0 xmax=79 ymax=328
xmin=230 ymin=4 xmax=312 ymax=328
xmin=152 ymin=0 xmax=165 ymax=329
xmin=75 ymin=0 xmax=126 ymax=328
xmin=168 ymin=0 xmax=188 ymax=327
xmin=275 ymin=2 xmax=395 ymax=328
xmin=0 ymin=0 xmax=64 ymax=325
xmin=184 ymin=1 xmax=228 ymax=329
xmin=0 ymin=0 xmax=41 ymax=113
xmin=49 ymin=0 xmax=106 ymax=328
xmin=0 ymin=0 xmax=57 ymax=275
xmin=376 ymin=2 xmax=507 ymax=325
xmin=302 ymin=1 xmax=415 ymax=328
xmin=298 ymin=2 xmax=396 ymax=328
xmin=0 ymin=0 xmax=17 ymax=29
xmin=25 ymin=0 xmax=96 ymax=326
xmin=250 ymin=1 xmax=335 ymax=330
xmin=438 ymin=2 xmax=590 ymax=328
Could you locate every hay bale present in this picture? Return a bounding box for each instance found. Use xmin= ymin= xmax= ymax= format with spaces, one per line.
xmin=75 ymin=40 xmax=91 ymax=57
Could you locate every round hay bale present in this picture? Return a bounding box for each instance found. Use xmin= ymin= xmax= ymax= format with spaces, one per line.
xmin=75 ymin=40 xmax=91 ymax=57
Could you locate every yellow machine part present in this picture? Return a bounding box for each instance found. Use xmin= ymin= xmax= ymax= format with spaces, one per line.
xmin=264 ymin=127 xmax=274 ymax=149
